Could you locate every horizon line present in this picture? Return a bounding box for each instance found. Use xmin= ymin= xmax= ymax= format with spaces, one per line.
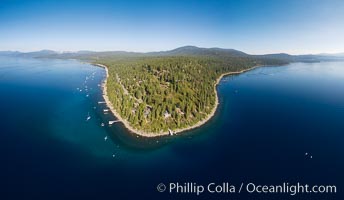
xmin=1 ymin=46 xmax=344 ymax=56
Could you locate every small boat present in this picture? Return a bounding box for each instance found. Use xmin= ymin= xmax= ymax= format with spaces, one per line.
xmin=305 ymin=152 xmax=308 ymax=156
xmin=108 ymin=120 xmax=116 ymax=125
xmin=104 ymin=136 xmax=108 ymax=141
xmin=101 ymin=123 xmax=105 ymax=127
xmin=86 ymin=94 xmax=89 ymax=97
xmin=86 ymin=112 xmax=91 ymax=121
xmin=103 ymin=109 xmax=109 ymax=112
xmin=112 ymin=154 xmax=116 ymax=158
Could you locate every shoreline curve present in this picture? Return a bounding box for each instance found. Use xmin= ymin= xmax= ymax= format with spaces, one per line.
xmin=93 ymin=63 xmax=260 ymax=138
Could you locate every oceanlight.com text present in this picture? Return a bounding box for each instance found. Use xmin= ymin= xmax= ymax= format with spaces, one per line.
xmin=156 ymin=182 xmax=337 ymax=196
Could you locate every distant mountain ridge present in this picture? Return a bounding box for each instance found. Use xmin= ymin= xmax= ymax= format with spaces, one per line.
xmin=1 ymin=46 xmax=344 ymax=62
xmin=148 ymin=46 xmax=248 ymax=57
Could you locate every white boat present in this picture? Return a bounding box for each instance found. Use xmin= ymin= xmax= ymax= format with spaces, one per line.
xmin=101 ymin=123 xmax=105 ymax=127
xmin=104 ymin=136 xmax=108 ymax=141
xmin=86 ymin=112 xmax=91 ymax=121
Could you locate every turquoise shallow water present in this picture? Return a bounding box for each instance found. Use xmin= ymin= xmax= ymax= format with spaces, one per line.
xmin=2 ymin=57 xmax=344 ymax=199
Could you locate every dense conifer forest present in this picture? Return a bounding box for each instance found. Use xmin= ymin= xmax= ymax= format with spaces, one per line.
xmin=95 ymin=53 xmax=285 ymax=133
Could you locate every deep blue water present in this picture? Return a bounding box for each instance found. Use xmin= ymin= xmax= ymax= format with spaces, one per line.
xmin=2 ymin=57 xmax=344 ymax=200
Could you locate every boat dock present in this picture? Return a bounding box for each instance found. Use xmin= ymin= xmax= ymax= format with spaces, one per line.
xmin=109 ymin=120 xmax=120 ymax=125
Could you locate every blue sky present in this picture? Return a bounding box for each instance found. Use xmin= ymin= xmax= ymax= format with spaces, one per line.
xmin=1 ymin=0 xmax=343 ymax=54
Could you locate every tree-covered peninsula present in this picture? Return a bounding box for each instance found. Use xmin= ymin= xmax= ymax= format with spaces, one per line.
xmin=31 ymin=46 xmax=291 ymax=135
xmin=91 ymin=47 xmax=286 ymax=135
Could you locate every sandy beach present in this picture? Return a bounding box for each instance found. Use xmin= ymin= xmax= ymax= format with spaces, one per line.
xmin=94 ymin=63 xmax=259 ymax=137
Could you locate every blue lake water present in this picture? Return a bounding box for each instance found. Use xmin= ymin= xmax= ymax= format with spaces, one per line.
xmin=2 ymin=56 xmax=344 ymax=199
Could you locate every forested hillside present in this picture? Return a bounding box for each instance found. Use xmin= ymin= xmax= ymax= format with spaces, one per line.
xmin=96 ymin=55 xmax=285 ymax=134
